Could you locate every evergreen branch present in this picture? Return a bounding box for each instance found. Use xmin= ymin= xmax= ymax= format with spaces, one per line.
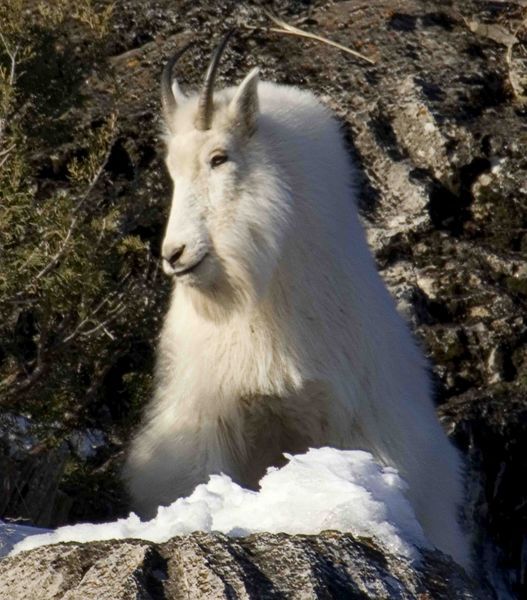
xmin=60 ymin=274 xmax=131 ymax=344
xmin=33 ymin=155 xmax=110 ymax=283
xmin=0 ymin=32 xmax=19 ymax=145
xmin=0 ymin=362 xmax=49 ymax=407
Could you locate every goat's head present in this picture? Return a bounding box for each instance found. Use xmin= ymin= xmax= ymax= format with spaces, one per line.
xmin=160 ymin=32 xmax=291 ymax=318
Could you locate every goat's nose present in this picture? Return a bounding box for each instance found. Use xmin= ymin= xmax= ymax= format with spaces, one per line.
xmin=164 ymin=245 xmax=186 ymax=269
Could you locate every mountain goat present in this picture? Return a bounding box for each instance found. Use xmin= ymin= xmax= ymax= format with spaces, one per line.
xmin=124 ymin=32 xmax=470 ymax=568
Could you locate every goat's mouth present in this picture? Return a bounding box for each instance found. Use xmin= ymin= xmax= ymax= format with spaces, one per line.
xmin=174 ymin=253 xmax=209 ymax=277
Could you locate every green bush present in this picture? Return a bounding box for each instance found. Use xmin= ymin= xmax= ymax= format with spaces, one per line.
xmin=0 ymin=0 xmax=168 ymax=520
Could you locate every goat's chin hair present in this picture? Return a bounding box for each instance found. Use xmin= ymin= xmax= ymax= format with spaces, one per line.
xmin=182 ymin=260 xmax=263 ymax=323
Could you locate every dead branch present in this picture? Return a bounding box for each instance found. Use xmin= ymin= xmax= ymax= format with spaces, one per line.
xmin=60 ymin=274 xmax=131 ymax=345
xmin=78 ymin=303 xmax=127 ymax=339
xmin=32 ymin=143 xmax=113 ymax=283
xmin=0 ymin=32 xmax=18 ymax=87
xmin=240 ymin=10 xmax=376 ymax=65
xmin=0 ymin=33 xmax=19 ymax=147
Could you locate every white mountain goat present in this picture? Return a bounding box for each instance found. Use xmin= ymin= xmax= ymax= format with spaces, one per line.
xmin=124 ymin=32 xmax=470 ymax=569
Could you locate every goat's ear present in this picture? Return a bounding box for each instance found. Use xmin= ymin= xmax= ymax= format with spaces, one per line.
xmin=228 ymin=68 xmax=259 ymax=137
xmin=171 ymin=79 xmax=187 ymax=104
xmin=163 ymin=82 xmax=187 ymax=133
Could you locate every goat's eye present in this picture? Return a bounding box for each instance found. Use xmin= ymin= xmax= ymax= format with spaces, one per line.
xmin=210 ymin=153 xmax=228 ymax=169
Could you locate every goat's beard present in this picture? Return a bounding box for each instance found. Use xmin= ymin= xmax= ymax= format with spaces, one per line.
xmin=177 ymin=221 xmax=283 ymax=323
xmin=180 ymin=255 xmax=264 ymax=323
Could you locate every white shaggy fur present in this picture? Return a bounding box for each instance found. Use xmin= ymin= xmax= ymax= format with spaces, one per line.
xmin=124 ymin=69 xmax=470 ymax=569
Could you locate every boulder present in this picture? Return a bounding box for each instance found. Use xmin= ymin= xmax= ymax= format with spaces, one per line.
xmin=0 ymin=532 xmax=492 ymax=599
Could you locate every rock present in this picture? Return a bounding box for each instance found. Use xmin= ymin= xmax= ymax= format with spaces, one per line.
xmin=0 ymin=532 xmax=492 ymax=599
xmin=0 ymin=430 xmax=71 ymax=528
xmin=441 ymin=385 xmax=527 ymax=594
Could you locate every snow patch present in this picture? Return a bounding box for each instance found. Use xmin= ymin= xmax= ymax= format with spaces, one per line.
xmin=0 ymin=521 xmax=49 ymax=557
xmin=0 ymin=414 xmax=37 ymax=455
xmin=5 ymin=448 xmax=429 ymax=560
xmin=69 ymin=428 xmax=106 ymax=459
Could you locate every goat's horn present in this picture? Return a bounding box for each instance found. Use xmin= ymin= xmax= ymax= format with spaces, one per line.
xmin=161 ymin=41 xmax=195 ymax=121
xmin=195 ymin=29 xmax=235 ymax=131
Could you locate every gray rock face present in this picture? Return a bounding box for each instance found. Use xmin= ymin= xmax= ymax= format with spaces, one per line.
xmin=1 ymin=0 xmax=526 ymax=596
xmin=0 ymin=532 xmax=491 ymax=599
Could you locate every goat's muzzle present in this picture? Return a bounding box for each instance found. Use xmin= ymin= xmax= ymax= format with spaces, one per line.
xmin=164 ymin=245 xmax=186 ymax=270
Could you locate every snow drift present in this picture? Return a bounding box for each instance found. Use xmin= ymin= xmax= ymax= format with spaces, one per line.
xmin=3 ymin=448 xmax=429 ymax=559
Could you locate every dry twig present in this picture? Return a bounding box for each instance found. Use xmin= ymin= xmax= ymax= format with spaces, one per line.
xmin=0 ymin=32 xmax=18 ymax=86
xmin=242 ymin=9 xmax=376 ymax=65
xmin=33 ymin=144 xmax=113 ymax=283
xmin=0 ymin=32 xmax=19 ymax=148
xmin=461 ymin=12 xmax=527 ymax=103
